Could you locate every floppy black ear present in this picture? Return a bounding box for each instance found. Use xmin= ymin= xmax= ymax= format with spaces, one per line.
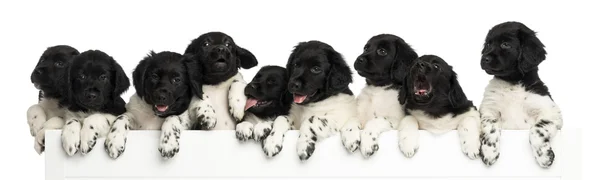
xmin=391 ymin=38 xmax=418 ymax=85
xmin=397 ymin=74 xmax=409 ymax=105
xmin=237 ymin=46 xmax=258 ymax=69
xmin=111 ymin=58 xmax=130 ymax=100
xmin=184 ymin=54 xmax=204 ymax=99
xmin=132 ymin=54 xmax=151 ymax=98
xmin=64 ymin=59 xmax=75 ymax=105
xmin=517 ymin=26 xmax=546 ymax=73
xmin=325 ymin=48 xmax=353 ymax=93
xmin=447 ymin=70 xmax=469 ymax=108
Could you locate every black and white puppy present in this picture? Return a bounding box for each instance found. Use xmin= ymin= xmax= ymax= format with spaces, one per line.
xmin=354 ymin=34 xmax=418 ymax=158
xmin=184 ymin=32 xmax=258 ymax=130
xmin=478 ymin=21 xmax=562 ymax=168
xmin=28 ymin=45 xmax=80 ymax=154
xmin=397 ymin=55 xmax=480 ymax=159
xmin=60 ymin=50 xmax=130 ymax=156
xmin=103 ymin=51 xmax=213 ymax=159
xmin=235 ymin=65 xmax=294 ymax=157
xmin=286 ymin=41 xmax=360 ymax=161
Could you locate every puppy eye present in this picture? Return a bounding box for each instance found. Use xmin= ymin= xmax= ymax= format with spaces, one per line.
xmin=225 ymin=43 xmax=230 ymax=47
xmin=377 ymin=49 xmax=387 ymax=56
xmin=40 ymin=59 xmax=45 ymax=63
xmin=363 ymin=46 xmax=368 ymax=52
xmin=173 ymin=77 xmax=182 ymax=84
xmin=311 ymin=66 xmax=322 ymax=74
xmin=204 ymin=42 xmax=210 ymax=47
xmin=501 ymin=42 xmax=511 ymax=49
xmin=99 ymin=74 xmax=107 ymax=81
xmin=293 ymin=63 xmax=299 ymax=68
xmin=267 ymin=79 xmax=275 ymax=85
xmin=151 ymin=73 xmax=159 ymax=80
xmin=433 ymin=64 xmax=439 ymax=69
xmin=55 ymin=61 xmax=64 ymax=67
xmin=78 ymin=74 xmax=86 ymax=80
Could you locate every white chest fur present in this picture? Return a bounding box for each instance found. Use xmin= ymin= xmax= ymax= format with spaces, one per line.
xmin=290 ymin=93 xmax=357 ymax=130
xmin=409 ymin=107 xmax=479 ymax=134
xmin=125 ymin=94 xmax=164 ymax=130
xmin=480 ymin=78 xmax=559 ymax=130
xmin=356 ymin=85 xmax=405 ymax=127
xmin=39 ymin=97 xmax=65 ymax=118
xmin=200 ymin=73 xmax=244 ymax=130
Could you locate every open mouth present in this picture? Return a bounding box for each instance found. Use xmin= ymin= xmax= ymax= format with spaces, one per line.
xmin=413 ymin=75 xmax=432 ymax=96
xmin=154 ymin=105 xmax=169 ymax=113
xmin=292 ymin=91 xmax=317 ymax=104
xmin=244 ymin=98 xmax=273 ymax=111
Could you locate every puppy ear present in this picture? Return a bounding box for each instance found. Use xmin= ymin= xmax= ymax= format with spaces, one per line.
xmin=518 ymin=25 xmax=547 ymax=73
xmin=325 ymin=48 xmax=353 ymax=93
xmin=64 ymin=58 xmax=75 ymax=105
xmin=184 ymin=54 xmax=204 ymax=98
xmin=237 ymin=46 xmax=258 ymax=69
xmin=111 ymin=58 xmax=130 ymax=100
xmin=391 ymin=38 xmax=418 ymax=85
xmin=132 ymin=53 xmax=151 ymax=98
xmin=447 ymin=70 xmax=469 ymax=108
xmin=397 ymin=75 xmax=409 ymax=105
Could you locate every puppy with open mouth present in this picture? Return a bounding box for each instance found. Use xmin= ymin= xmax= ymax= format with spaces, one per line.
xmin=396 ymin=55 xmax=481 ymax=159
xmin=103 ymin=51 xmax=214 ymax=159
xmin=235 ymin=65 xmax=293 ymax=157
xmin=354 ymin=34 xmax=418 ymax=158
xmin=59 ymin=50 xmax=130 ymax=156
xmin=28 ymin=45 xmax=80 ymax=154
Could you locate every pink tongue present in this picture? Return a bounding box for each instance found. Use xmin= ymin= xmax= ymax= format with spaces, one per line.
xmin=294 ymin=95 xmax=307 ymax=103
xmin=417 ymin=89 xmax=427 ymax=95
xmin=156 ymin=105 xmax=168 ymax=112
xmin=245 ymin=98 xmax=258 ymax=111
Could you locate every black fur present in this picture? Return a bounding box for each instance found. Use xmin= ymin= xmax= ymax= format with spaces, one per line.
xmin=62 ymin=50 xmax=130 ymax=116
xmin=31 ymin=45 xmax=80 ymax=102
xmin=286 ymin=41 xmax=353 ymax=105
xmin=132 ymin=51 xmax=201 ymax=118
xmin=244 ymin=65 xmax=293 ymax=119
xmin=354 ymin=34 xmax=418 ymax=87
xmin=398 ymin=55 xmax=474 ymax=118
xmin=481 ymin=21 xmax=550 ymax=97
xmin=184 ymin=31 xmax=258 ymax=85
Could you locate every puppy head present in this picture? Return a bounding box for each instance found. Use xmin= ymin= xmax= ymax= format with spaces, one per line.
xmin=481 ymin=21 xmax=546 ymax=76
xmin=399 ymin=55 xmax=467 ymax=108
xmin=244 ymin=65 xmax=293 ymax=114
xmin=355 ymin=34 xmax=418 ymax=86
xmin=133 ymin=51 xmax=199 ymax=117
xmin=67 ymin=50 xmax=130 ymax=111
xmin=184 ymin=31 xmax=257 ymax=84
xmin=31 ymin=45 xmax=79 ymax=97
xmin=286 ymin=41 xmax=353 ymax=105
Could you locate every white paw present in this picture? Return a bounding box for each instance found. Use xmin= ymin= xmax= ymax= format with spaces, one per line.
xmin=481 ymin=141 xmax=500 ymax=166
xmin=461 ymin=139 xmax=480 ymax=160
xmin=79 ymin=126 xmax=99 ymax=155
xmin=534 ymin=147 xmax=555 ymax=168
xmin=61 ymin=122 xmax=80 ymax=156
xmin=262 ymin=132 xmax=284 ymax=157
xmin=398 ymin=133 xmax=419 ymax=158
xmin=253 ymin=122 xmax=272 ymax=142
xmin=235 ymin=122 xmax=253 ymax=141
xmin=341 ymin=127 xmax=360 ymax=153
xmin=229 ymin=97 xmax=246 ymax=123
xmin=29 ymin=118 xmax=44 ymax=137
xmin=27 ymin=106 xmax=45 ymax=137
xmin=195 ymin=105 xmax=217 ymax=130
xmin=360 ymin=131 xmax=379 ymax=158
xmin=34 ymin=130 xmax=46 ymax=154
xmin=104 ymin=128 xmax=127 ymax=159
xmin=158 ymin=128 xmax=180 ymax=159
xmin=297 ymin=138 xmax=315 ymax=161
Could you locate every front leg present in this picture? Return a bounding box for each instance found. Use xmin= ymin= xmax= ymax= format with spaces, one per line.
xmin=341 ymin=118 xmax=361 ymax=153
xmin=34 ymin=116 xmax=65 ymax=154
xmin=253 ymin=121 xmax=273 ymax=142
xmin=398 ymin=115 xmax=419 ymax=158
xmin=228 ymin=79 xmax=247 ymax=122
xmin=235 ymin=121 xmax=254 ymax=141
xmin=80 ymin=114 xmax=116 ymax=155
xmin=480 ymin=112 xmax=501 ymax=166
xmin=159 ymin=110 xmax=193 ymax=159
xmin=458 ymin=115 xmax=481 ymax=160
xmin=262 ymin=116 xmax=291 ymax=157
xmin=191 ymin=95 xmax=217 ymax=130
xmin=104 ymin=113 xmax=131 ymax=159
xmin=529 ymin=118 xmax=560 ymax=168
xmin=61 ymin=117 xmax=81 ymax=156
xmin=360 ymin=117 xmax=393 ymax=158
xmin=297 ymin=116 xmax=334 ymax=161
xmin=27 ymin=104 xmax=46 ymax=137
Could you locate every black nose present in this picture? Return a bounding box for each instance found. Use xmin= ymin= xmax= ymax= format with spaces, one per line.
xmin=290 ymin=81 xmax=302 ymax=91
xmin=217 ymin=46 xmax=226 ymax=52
xmin=249 ymin=82 xmax=258 ymax=89
xmin=34 ymin=68 xmax=43 ymax=75
xmin=483 ymin=55 xmax=493 ymax=63
xmin=356 ymin=57 xmax=366 ymax=64
xmin=417 ymin=61 xmax=427 ymax=69
xmin=85 ymin=92 xmax=97 ymax=101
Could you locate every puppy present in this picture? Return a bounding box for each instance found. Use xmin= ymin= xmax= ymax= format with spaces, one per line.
xmin=286 ymin=41 xmax=360 ymax=161
xmin=478 ymin=21 xmax=562 ymax=168
xmin=396 ymin=55 xmax=480 ymax=159
xmin=235 ymin=66 xmax=294 ymax=157
xmin=28 ymin=45 xmax=80 ymax=154
xmin=103 ymin=51 xmax=213 ymax=159
xmin=354 ymin=34 xmax=418 ymax=158
xmin=60 ymin=50 xmax=130 ymax=156
xmin=184 ymin=32 xmax=258 ymax=131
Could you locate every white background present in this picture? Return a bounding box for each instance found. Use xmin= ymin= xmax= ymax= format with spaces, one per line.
xmin=0 ymin=0 xmax=596 ymax=179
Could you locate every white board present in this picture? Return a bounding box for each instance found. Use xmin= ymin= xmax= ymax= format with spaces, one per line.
xmin=44 ymin=129 xmax=581 ymax=180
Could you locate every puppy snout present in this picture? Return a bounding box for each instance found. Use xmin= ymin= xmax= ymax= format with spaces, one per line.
xmin=33 ymin=67 xmax=46 ymax=75
xmin=482 ymin=55 xmax=493 ymax=63
xmin=289 ymin=81 xmax=302 ymax=91
xmin=356 ymin=57 xmax=366 ymax=64
xmin=417 ymin=61 xmax=427 ymax=71
xmin=249 ymin=82 xmax=258 ymax=89
xmin=216 ymin=45 xmax=227 ymax=53
xmin=155 ymin=89 xmax=169 ymax=102
xmin=85 ymin=91 xmax=98 ymax=101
